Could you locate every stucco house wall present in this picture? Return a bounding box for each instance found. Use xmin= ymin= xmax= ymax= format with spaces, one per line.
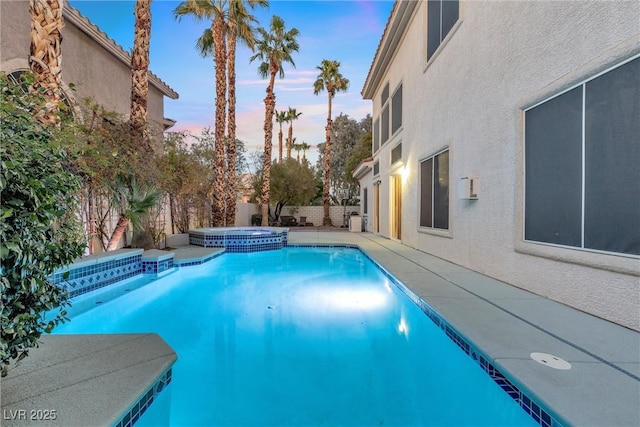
xmin=0 ymin=1 xmax=176 ymax=136
xmin=361 ymin=0 xmax=640 ymax=330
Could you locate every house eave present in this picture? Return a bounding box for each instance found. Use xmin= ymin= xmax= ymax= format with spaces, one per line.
xmin=63 ymin=4 xmax=179 ymax=100
xmin=352 ymin=157 xmax=374 ymax=180
xmin=361 ymin=0 xmax=418 ymax=100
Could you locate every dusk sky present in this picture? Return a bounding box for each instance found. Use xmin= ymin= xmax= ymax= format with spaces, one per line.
xmin=68 ymin=0 xmax=395 ymax=162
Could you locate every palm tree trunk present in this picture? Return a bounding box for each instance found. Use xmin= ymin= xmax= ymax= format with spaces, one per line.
xmin=130 ymin=0 xmax=152 ymax=151
xmin=287 ymin=123 xmax=293 ymax=159
xmin=261 ymin=66 xmax=277 ymax=226
xmin=225 ymin=23 xmax=237 ymax=227
xmin=169 ymin=194 xmax=175 ymax=234
xmin=212 ymin=16 xmax=227 ymax=227
xmin=106 ymin=216 xmax=129 ymax=251
xmin=278 ymin=125 xmax=283 ymax=163
xmin=87 ymin=184 xmax=95 ymax=254
xmin=29 ymin=0 xmax=64 ymax=127
xmin=323 ymin=90 xmax=333 ymax=225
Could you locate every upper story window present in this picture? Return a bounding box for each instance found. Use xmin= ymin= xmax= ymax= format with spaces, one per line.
xmin=427 ymin=0 xmax=459 ymax=60
xmin=373 ymin=160 xmax=380 ymax=176
xmin=420 ymin=149 xmax=449 ymax=230
xmin=524 ymin=56 xmax=639 ymax=256
xmin=374 ymin=82 xmax=403 ymax=154
xmin=373 ymin=117 xmax=380 ymax=153
xmin=391 ymin=84 xmax=403 ymax=134
xmin=391 ymin=143 xmax=402 ymax=165
xmin=381 ymin=82 xmax=389 ymax=105
xmin=381 ymin=104 xmax=390 ymax=145
xmin=381 ymin=82 xmax=390 ymax=145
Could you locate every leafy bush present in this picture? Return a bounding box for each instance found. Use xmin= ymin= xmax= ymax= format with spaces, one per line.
xmin=0 ymin=74 xmax=85 ymax=376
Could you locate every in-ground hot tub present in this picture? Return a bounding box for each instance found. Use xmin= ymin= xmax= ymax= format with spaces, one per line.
xmin=188 ymin=227 xmax=289 ymax=252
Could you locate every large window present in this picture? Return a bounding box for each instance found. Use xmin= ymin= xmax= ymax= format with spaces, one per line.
xmin=524 ymin=57 xmax=639 ymax=256
xmin=420 ymin=149 xmax=449 ymax=230
xmin=427 ymin=0 xmax=459 ymax=60
xmin=392 ymin=84 xmax=403 ymax=134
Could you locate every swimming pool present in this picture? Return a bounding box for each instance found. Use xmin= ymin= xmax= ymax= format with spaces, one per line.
xmin=54 ymin=247 xmax=537 ymax=426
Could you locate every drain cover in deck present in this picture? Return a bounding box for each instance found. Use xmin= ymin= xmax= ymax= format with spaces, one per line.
xmin=530 ymin=352 xmax=571 ymax=370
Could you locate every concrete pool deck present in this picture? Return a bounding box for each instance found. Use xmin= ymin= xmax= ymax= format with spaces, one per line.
xmin=287 ymin=230 xmax=640 ymax=426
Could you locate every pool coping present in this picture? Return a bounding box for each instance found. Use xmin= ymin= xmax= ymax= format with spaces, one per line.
xmin=287 ymin=232 xmax=640 ymax=427
xmin=0 ymin=334 xmax=176 ymax=427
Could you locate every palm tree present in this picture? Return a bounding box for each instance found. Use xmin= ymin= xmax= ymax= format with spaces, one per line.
xmin=106 ymin=176 xmax=161 ymax=251
xmin=249 ymin=15 xmax=299 ymax=226
xmin=313 ymin=59 xmax=349 ymax=225
xmin=286 ymin=106 xmax=302 ymax=159
xmin=300 ymin=141 xmax=310 ymax=162
xmin=29 ymin=0 xmax=64 ymax=126
xmin=275 ymin=109 xmax=287 ymax=163
xmin=225 ymin=0 xmax=267 ymax=226
xmin=174 ymin=0 xmax=227 ymax=226
xmin=292 ymin=140 xmax=302 ymax=162
xmin=130 ymin=0 xmax=152 ymax=152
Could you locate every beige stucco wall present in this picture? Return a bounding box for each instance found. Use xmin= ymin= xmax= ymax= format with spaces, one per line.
xmin=367 ymin=1 xmax=640 ymax=330
xmin=0 ymin=1 xmax=167 ymax=132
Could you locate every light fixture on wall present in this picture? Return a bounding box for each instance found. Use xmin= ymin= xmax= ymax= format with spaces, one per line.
xmin=374 ymin=179 xmax=382 ymax=185
xmin=458 ymin=176 xmax=478 ymax=200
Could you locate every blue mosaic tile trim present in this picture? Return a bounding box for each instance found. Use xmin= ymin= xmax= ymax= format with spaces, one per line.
xmin=142 ymin=259 xmax=174 ymax=275
xmin=50 ymin=255 xmax=142 ymax=298
xmin=300 ymin=244 xmax=565 ymax=427
xmin=189 ymin=229 xmax=288 ymax=253
xmin=113 ymin=368 xmax=172 ymax=427
xmin=173 ymin=251 xmax=224 ymax=267
xmin=287 ymin=243 xmax=360 ymax=249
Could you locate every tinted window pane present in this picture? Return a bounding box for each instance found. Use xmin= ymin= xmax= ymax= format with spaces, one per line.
xmin=525 ymin=87 xmax=582 ymax=247
xmin=585 ymin=58 xmax=640 ymax=255
xmin=373 ymin=118 xmax=380 ymax=153
xmin=441 ymin=0 xmax=459 ymax=41
xmin=392 ymin=85 xmax=403 ymax=134
xmin=381 ymin=83 xmax=389 ymax=104
xmin=391 ymin=143 xmax=402 ymax=164
xmin=363 ymin=188 xmax=368 ymax=214
xmin=373 ymin=161 xmax=379 ymax=176
xmin=434 ymin=151 xmax=449 ymax=230
xmin=420 ymin=159 xmax=433 ymax=227
xmin=381 ymin=106 xmax=390 ymax=144
xmin=427 ymin=0 xmax=441 ymax=60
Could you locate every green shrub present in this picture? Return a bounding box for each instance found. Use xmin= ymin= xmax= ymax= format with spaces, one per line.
xmin=0 ymin=73 xmax=85 ymax=376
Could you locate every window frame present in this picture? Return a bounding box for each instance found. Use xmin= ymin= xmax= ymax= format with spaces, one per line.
xmin=373 ymin=117 xmax=380 ymax=153
xmin=363 ymin=187 xmax=368 ymax=215
xmin=427 ymin=0 xmax=460 ymax=62
xmin=523 ymin=55 xmax=640 ymax=258
xmin=391 ymin=142 xmax=402 ymax=165
xmin=391 ymin=83 xmax=403 ymax=136
xmin=419 ymin=148 xmax=450 ymax=231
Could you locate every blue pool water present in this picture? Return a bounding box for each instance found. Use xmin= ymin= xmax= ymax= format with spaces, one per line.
xmin=54 ymin=248 xmax=536 ymax=426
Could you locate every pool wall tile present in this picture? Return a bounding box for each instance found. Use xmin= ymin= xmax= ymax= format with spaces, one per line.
xmin=141 ymin=251 xmax=175 ymax=276
xmin=113 ymin=368 xmax=172 ymax=427
xmin=50 ymin=251 xmax=143 ymax=298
